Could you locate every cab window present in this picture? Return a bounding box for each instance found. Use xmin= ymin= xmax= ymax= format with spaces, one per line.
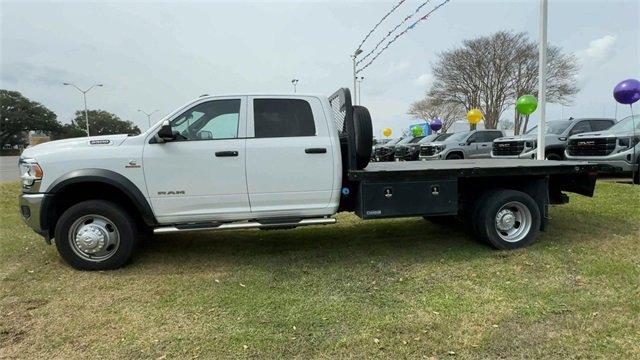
xmin=170 ymin=99 xmax=240 ymax=141
xmin=253 ymin=99 xmax=316 ymax=138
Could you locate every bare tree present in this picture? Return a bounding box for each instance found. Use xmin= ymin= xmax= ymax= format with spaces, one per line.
xmin=421 ymin=31 xmax=579 ymax=131
xmin=408 ymin=97 xmax=464 ymax=133
xmin=511 ymin=43 xmax=579 ymax=134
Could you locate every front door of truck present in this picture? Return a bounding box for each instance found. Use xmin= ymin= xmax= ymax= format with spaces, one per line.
xmin=244 ymin=96 xmax=335 ymax=214
xmin=143 ymin=97 xmax=250 ymax=224
xmin=469 ymin=131 xmax=503 ymax=158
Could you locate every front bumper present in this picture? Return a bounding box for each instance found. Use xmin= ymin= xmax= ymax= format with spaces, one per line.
xmin=19 ymin=193 xmax=49 ymax=241
xmin=565 ymin=148 xmax=636 ymax=173
xmin=419 ymin=154 xmax=443 ymax=161
xmin=491 ymin=149 xmax=537 ymax=159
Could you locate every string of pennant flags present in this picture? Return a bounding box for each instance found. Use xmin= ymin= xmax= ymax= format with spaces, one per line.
xmin=354 ymin=0 xmax=451 ymax=75
xmin=355 ymin=0 xmax=406 ymax=53
xmin=356 ymin=0 xmax=434 ymax=66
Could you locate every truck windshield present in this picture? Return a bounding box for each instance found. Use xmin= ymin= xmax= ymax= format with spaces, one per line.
xmin=608 ymin=115 xmax=640 ymax=132
xmin=409 ymin=136 xmax=425 ymax=144
xmin=434 ymin=133 xmax=453 ymax=141
xmin=446 ymin=131 xmax=471 ymax=142
xmin=525 ymin=121 xmax=571 ymax=135
xmin=418 ymin=134 xmax=438 ymax=143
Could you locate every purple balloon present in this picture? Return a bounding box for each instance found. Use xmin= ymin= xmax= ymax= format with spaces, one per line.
xmin=430 ymin=118 xmax=443 ymax=132
xmin=613 ymin=79 xmax=640 ymax=105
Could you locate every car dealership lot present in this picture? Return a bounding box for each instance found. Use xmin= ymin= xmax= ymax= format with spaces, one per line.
xmin=1 ymin=181 xmax=639 ymax=359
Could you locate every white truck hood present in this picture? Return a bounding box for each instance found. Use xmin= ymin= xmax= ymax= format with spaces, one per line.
xmin=21 ymin=134 xmax=130 ymax=158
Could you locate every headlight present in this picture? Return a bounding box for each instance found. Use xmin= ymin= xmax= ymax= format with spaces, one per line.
xmin=19 ymin=159 xmax=43 ymax=188
xmin=618 ymin=136 xmax=640 ymax=149
xmin=524 ymin=141 xmax=536 ymax=149
xmin=434 ymin=145 xmax=446 ymax=153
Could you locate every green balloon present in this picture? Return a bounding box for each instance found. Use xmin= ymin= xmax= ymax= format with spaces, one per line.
xmin=516 ymin=94 xmax=538 ymax=115
xmin=411 ymin=126 xmax=423 ymax=136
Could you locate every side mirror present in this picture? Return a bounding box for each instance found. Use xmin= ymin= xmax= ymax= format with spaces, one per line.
xmin=155 ymin=121 xmax=175 ymax=142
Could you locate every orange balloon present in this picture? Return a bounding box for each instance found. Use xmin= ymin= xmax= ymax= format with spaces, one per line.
xmin=467 ymin=109 xmax=483 ymax=124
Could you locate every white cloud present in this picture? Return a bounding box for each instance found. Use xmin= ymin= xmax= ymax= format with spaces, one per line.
xmin=414 ymin=73 xmax=434 ymax=88
xmin=583 ymin=34 xmax=617 ymax=61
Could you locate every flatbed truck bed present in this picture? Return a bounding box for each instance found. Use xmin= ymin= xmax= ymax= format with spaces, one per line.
xmin=349 ymin=158 xmax=597 ymax=180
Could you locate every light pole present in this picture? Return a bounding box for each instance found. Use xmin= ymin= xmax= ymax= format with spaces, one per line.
xmin=62 ymin=82 xmax=103 ymax=137
xmin=537 ymin=0 xmax=548 ymax=160
xmin=291 ymin=79 xmax=299 ymax=93
xmin=357 ymin=77 xmax=364 ymax=104
xmin=351 ymin=49 xmax=363 ymax=104
xmin=138 ymin=109 xmax=160 ymax=129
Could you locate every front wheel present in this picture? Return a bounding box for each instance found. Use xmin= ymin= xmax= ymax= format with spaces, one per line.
xmin=446 ymin=153 xmax=463 ymax=160
xmin=54 ymin=200 xmax=138 ymax=270
xmin=633 ymin=158 xmax=640 ymax=185
xmin=473 ymin=190 xmax=541 ymax=250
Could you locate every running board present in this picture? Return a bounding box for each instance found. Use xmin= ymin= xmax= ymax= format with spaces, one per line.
xmin=153 ymin=217 xmax=336 ymax=234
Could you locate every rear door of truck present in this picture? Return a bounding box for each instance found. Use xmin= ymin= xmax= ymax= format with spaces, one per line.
xmin=245 ymin=96 xmax=336 ymax=214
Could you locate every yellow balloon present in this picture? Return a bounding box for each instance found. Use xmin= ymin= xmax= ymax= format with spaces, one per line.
xmin=382 ymin=128 xmax=392 ymax=137
xmin=467 ymin=108 xmax=483 ymax=124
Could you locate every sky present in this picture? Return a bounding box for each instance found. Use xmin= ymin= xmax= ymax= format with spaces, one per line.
xmin=1 ymin=0 xmax=639 ymax=137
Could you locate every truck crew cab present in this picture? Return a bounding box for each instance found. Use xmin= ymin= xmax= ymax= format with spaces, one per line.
xmin=19 ymin=89 xmax=598 ymax=270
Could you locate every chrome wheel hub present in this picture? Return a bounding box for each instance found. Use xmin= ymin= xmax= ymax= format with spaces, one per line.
xmin=496 ymin=209 xmax=516 ymax=231
xmin=75 ymin=225 xmax=106 ymax=253
xmin=69 ymin=215 xmax=120 ymax=262
xmin=494 ymin=201 xmax=532 ymax=243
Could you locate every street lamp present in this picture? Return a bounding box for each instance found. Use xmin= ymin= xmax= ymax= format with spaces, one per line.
xmin=351 ymin=49 xmax=363 ymax=105
xmin=138 ymin=109 xmax=160 ymax=129
xmin=62 ymin=82 xmax=103 ymax=137
xmin=356 ymin=76 xmax=364 ymax=105
xmin=291 ymin=79 xmax=299 ymax=93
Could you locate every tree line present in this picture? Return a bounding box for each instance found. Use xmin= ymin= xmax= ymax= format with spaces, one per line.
xmin=1 ymin=89 xmax=140 ymax=148
xmin=409 ymin=30 xmax=579 ymax=134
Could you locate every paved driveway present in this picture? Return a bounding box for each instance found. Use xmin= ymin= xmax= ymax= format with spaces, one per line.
xmin=0 ymin=156 xmax=19 ymax=182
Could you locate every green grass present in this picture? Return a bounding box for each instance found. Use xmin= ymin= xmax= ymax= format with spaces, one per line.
xmin=1 ymin=181 xmax=639 ymax=359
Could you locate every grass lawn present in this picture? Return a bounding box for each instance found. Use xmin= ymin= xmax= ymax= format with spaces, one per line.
xmin=1 ymin=181 xmax=639 ymax=359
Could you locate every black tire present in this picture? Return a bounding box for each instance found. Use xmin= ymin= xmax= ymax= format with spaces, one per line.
xmin=54 ymin=200 xmax=138 ymax=270
xmin=446 ymin=152 xmax=463 ymax=160
xmin=473 ymin=190 xmax=541 ymax=250
xmin=633 ymin=158 xmax=640 ymax=185
xmin=352 ymin=105 xmax=373 ymax=169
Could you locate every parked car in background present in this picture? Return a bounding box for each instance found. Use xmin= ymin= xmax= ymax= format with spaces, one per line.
xmin=372 ymin=137 xmax=402 ymax=162
xmin=393 ymin=135 xmax=428 ymax=161
xmin=566 ymin=114 xmax=640 ymax=183
xmin=492 ymin=118 xmax=615 ymax=160
xmin=420 ymin=130 xmax=505 ymax=160
xmin=395 ymin=133 xmax=454 ymax=161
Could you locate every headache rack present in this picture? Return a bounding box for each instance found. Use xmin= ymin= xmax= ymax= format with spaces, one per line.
xmin=328 ymin=88 xmax=357 ymax=171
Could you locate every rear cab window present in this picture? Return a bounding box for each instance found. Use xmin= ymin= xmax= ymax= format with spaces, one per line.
xmin=253 ymin=98 xmax=316 ymax=138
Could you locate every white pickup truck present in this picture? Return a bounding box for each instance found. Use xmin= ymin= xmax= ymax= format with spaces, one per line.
xmin=19 ymin=89 xmax=599 ymax=270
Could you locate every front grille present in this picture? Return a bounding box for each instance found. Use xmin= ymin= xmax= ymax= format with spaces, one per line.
xmin=375 ymin=147 xmax=395 ymax=160
xmin=492 ymin=141 xmax=525 ymax=156
xmin=394 ymin=146 xmax=409 ymax=157
xmin=420 ymin=146 xmax=438 ymax=156
xmin=567 ymin=137 xmax=616 ymax=156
